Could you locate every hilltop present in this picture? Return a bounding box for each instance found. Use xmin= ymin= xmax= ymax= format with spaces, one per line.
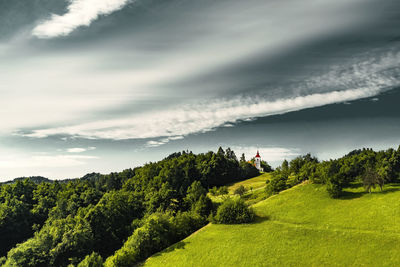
xmin=145 ymin=182 xmax=400 ymax=266
xmin=1 ymin=176 xmax=52 ymax=185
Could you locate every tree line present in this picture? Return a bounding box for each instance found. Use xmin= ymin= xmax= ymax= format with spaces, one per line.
xmin=266 ymin=147 xmax=400 ymax=198
xmin=0 ymin=147 xmax=260 ymax=266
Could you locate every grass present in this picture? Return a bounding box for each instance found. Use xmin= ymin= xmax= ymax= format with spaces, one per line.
xmin=208 ymin=173 xmax=271 ymax=204
xmin=144 ymin=182 xmax=400 ymax=266
xmin=227 ymin=172 xmax=271 ymax=193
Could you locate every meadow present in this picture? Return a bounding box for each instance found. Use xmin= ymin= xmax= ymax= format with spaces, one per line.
xmin=145 ymin=182 xmax=400 ymax=266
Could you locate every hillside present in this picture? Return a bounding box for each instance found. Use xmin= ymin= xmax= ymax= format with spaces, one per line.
xmin=145 ymin=182 xmax=400 ymax=266
xmin=1 ymin=176 xmax=52 ymax=185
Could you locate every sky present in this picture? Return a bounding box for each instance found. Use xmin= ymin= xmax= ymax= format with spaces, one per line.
xmin=0 ymin=0 xmax=399 ymax=180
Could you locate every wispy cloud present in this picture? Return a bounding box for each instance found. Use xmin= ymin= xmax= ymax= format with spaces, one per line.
xmin=21 ymin=86 xmax=381 ymax=141
xmin=146 ymin=136 xmax=184 ymax=148
xmin=67 ymin=147 xmax=96 ymax=153
xmin=32 ymin=0 xmax=131 ymax=38
xmin=0 ymin=154 xmax=98 ymax=169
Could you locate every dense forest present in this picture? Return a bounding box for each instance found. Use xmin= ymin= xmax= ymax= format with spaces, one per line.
xmin=266 ymin=146 xmax=400 ymax=198
xmin=0 ymin=148 xmax=261 ymax=266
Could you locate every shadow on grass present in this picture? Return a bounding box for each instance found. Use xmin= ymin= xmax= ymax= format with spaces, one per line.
xmin=339 ymin=190 xmax=365 ymax=200
xmin=339 ymin=183 xmax=400 ymax=200
xmin=252 ymin=215 xmax=270 ymax=224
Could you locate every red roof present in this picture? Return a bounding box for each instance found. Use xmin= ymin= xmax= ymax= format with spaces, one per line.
xmin=255 ymin=150 xmax=260 ymax=158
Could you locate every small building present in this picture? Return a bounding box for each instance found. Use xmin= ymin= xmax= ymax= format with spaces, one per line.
xmin=254 ymin=151 xmax=264 ymax=172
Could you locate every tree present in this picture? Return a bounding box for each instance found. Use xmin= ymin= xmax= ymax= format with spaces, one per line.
xmin=261 ymin=160 xmax=273 ymax=172
xmin=185 ymin=181 xmax=206 ymax=205
xmin=363 ymin=168 xmax=384 ymax=193
xmin=240 ymin=153 xmax=246 ymax=163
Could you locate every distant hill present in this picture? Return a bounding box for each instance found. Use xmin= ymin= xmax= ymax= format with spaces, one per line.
xmin=1 ymin=172 xmax=103 ymax=185
xmin=1 ymin=176 xmax=53 ymax=185
xmin=145 ymin=182 xmax=400 ymax=266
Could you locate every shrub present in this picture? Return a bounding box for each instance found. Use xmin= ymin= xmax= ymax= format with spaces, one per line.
xmin=219 ymin=186 xmax=229 ymax=195
xmin=213 ymin=199 xmax=255 ymax=224
xmin=234 ymin=185 xmax=246 ymax=196
xmin=265 ymin=173 xmax=287 ymax=196
xmin=326 ymin=181 xmax=342 ymax=198
xmin=191 ymin=195 xmax=213 ymax=217
xmin=209 ymin=186 xmax=228 ymax=196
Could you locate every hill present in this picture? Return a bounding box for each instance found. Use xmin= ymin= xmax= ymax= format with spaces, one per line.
xmin=0 ymin=148 xmax=261 ymax=266
xmin=1 ymin=176 xmax=52 ymax=184
xmin=144 ymin=182 xmax=400 ymax=266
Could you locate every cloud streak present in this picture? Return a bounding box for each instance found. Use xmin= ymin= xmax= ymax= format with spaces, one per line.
xmin=0 ymin=154 xmax=98 ymax=169
xmin=67 ymin=147 xmax=96 ymax=153
xmin=22 ymin=86 xmax=381 ymax=141
xmin=32 ymin=0 xmax=131 ymax=38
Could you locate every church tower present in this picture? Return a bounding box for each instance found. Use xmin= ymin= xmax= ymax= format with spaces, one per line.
xmin=255 ymin=151 xmax=263 ymax=172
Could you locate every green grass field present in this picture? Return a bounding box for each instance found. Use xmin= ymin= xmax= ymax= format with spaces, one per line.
xmin=145 ymin=182 xmax=400 ymax=266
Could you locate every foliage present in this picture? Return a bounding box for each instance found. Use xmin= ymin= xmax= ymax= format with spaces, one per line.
xmin=77 ymin=252 xmax=103 ymax=267
xmin=104 ymin=212 xmax=206 ymax=266
xmin=363 ymin=168 xmax=384 ymax=193
xmin=209 ymin=186 xmax=228 ymax=196
xmin=0 ymin=147 xmax=255 ymax=266
xmin=212 ymin=198 xmax=255 ymax=224
xmin=260 ymin=160 xmax=273 ymax=172
xmin=239 ymin=162 xmax=260 ymax=179
xmin=233 ymin=185 xmax=246 ymax=196
xmin=266 ymin=147 xmax=400 ymax=198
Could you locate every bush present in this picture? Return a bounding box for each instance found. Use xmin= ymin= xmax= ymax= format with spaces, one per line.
xmin=265 ymin=173 xmax=287 ymax=196
xmin=209 ymin=186 xmax=229 ymax=196
xmin=213 ymin=199 xmax=255 ymax=224
xmin=191 ymin=195 xmax=213 ymax=217
xmin=234 ymin=185 xmax=246 ymax=196
xmin=326 ymin=181 xmax=342 ymax=198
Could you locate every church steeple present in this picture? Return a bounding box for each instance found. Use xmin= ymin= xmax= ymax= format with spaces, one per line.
xmin=254 ymin=150 xmax=263 ymax=172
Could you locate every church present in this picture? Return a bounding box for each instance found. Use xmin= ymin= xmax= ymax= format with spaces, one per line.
xmin=254 ymin=151 xmax=264 ymax=172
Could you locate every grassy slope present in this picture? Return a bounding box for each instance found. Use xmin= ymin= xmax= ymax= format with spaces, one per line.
xmin=145 ymin=182 xmax=400 ymax=266
xmin=209 ymin=173 xmax=271 ymax=204
xmin=227 ymin=173 xmax=270 ymax=193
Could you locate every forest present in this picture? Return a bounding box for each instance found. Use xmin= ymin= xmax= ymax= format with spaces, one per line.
xmin=266 ymin=147 xmax=400 ymax=198
xmin=0 ymin=148 xmax=260 ymax=266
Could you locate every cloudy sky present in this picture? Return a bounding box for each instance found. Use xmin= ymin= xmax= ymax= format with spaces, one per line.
xmin=0 ymin=0 xmax=399 ymax=180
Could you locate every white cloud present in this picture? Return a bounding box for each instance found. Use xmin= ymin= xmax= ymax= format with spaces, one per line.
xmin=22 ymin=86 xmax=380 ymax=141
xmin=67 ymin=147 xmax=96 ymax=153
xmin=0 ymin=154 xmax=98 ymax=169
xmin=146 ymin=136 xmax=184 ymax=148
xmin=32 ymin=0 xmax=131 ymax=38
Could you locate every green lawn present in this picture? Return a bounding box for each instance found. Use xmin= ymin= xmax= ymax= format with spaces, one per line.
xmin=144 ymin=183 xmax=400 ymax=266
